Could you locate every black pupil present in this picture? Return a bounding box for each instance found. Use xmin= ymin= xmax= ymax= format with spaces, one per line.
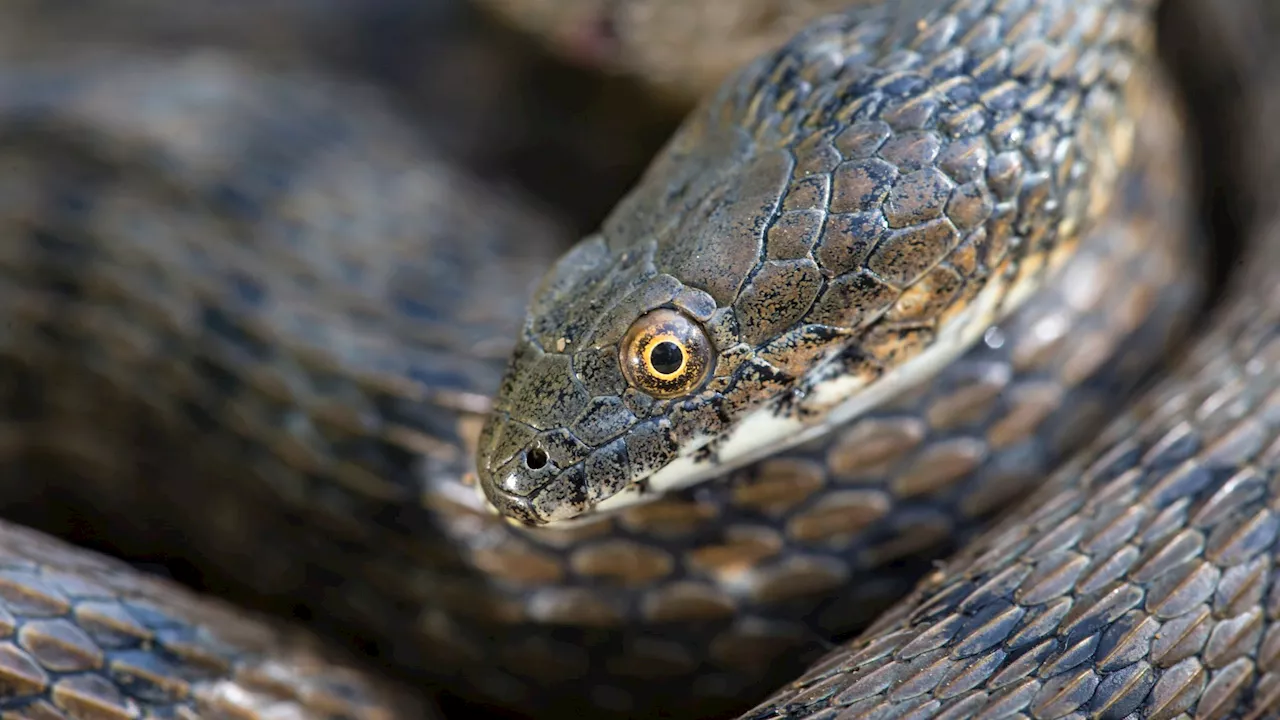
xmin=650 ymin=341 xmax=684 ymax=375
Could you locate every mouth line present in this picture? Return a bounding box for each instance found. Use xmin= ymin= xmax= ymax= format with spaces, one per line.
xmin=478 ymin=474 xmax=656 ymax=529
xmin=483 ymin=374 xmax=836 ymax=525
xmin=479 ymin=418 xmax=681 ymax=525
xmin=481 ymin=382 xmax=811 ymax=523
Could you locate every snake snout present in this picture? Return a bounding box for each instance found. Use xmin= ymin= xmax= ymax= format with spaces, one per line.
xmin=478 ymin=451 xmax=593 ymax=526
xmin=476 ymin=415 xmax=585 ymax=524
xmin=478 ymin=409 xmax=655 ymax=524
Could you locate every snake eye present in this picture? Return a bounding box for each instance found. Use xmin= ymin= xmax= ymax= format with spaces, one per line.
xmin=619 ymin=309 xmax=712 ymax=399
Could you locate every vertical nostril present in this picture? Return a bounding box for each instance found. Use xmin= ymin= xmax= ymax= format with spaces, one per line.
xmin=525 ymin=446 xmax=549 ymax=470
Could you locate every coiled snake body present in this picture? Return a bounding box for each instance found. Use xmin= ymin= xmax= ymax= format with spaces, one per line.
xmin=0 ymin=0 xmax=1273 ymax=718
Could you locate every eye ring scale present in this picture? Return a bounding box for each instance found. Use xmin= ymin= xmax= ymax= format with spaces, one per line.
xmin=618 ymin=308 xmax=713 ymax=399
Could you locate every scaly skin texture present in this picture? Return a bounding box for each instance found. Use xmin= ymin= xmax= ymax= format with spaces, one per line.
xmin=0 ymin=522 xmax=420 ymax=719
xmin=0 ymin=0 xmax=1269 ymax=719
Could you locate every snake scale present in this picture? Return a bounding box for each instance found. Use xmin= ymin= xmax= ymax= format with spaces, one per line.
xmin=0 ymin=0 xmax=1272 ymax=718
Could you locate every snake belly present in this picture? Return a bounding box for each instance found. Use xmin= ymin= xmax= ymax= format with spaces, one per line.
xmin=0 ymin=2 xmax=1261 ymax=720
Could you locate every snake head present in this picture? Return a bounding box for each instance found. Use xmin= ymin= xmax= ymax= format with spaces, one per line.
xmin=480 ymin=85 xmax=1000 ymax=527
xmin=476 ymin=121 xmax=875 ymax=526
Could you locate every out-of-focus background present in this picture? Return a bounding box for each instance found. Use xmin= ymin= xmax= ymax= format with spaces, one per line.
xmin=0 ymin=0 xmax=691 ymax=238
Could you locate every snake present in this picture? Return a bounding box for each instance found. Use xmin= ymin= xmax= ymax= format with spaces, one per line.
xmin=0 ymin=0 xmax=1272 ymax=718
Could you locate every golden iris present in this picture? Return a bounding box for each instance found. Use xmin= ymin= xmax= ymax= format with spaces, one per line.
xmin=619 ymin=309 xmax=712 ymax=399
